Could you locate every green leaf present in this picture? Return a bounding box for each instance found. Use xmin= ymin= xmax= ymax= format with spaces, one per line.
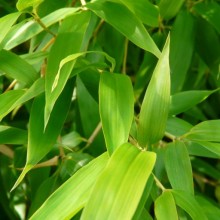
xmin=0 ymin=126 xmax=27 ymax=145
xmin=137 ymin=34 xmax=170 ymax=147
xmin=0 ymin=12 xmax=21 ymax=46
xmin=86 ymin=1 xmax=161 ymax=58
xmin=170 ymin=10 xmax=195 ymax=93
xmin=184 ymin=120 xmax=220 ymax=142
xmin=170 ymin=89 xmax=218 ymax=115
xmin=16 ymin=0 xmax=44 ymax=12
xmin=0 ymin=78 xmax=44 ymax=121
xmin=165 ymin=141 xmax=194 ymax=194
xmin=193 ymin=1 xmax=220 ymax=34
xmin=171 ymin=190 xmax=208 ymax=220
xmin=81 ymin=143 xmax=156 ymax=220
xmin=11 ymin=79 xmax=74 ymax=191
xmin=30 ymin=153 xmax=108 ymax=220
xmin=0 ymin=49 xmax=38 ymax=85
xmin=3 ymin=8 xmax=80 ymax=50
xmin=45 ymin=11 xmax=91 ymax=127
xmin=159 ymin=0 xmax=184 ymax=20
xmin=118 ymin=0 xmax=159 ymax=27
xmin=155 ymin=191 xmax=178 ymax=220
xmin=99 ymin=73 xmax=134 ymax=154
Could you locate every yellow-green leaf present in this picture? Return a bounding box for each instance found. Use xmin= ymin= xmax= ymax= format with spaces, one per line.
xmin=137 ymin=34 xmax=170 ymax=147
xmin=16 ymin=0 xmax=44 ymax=12
xmin=81 ymin=143 xmax=156 ymax=220
xmin=99 ymin=73 xmax=134 ymax=154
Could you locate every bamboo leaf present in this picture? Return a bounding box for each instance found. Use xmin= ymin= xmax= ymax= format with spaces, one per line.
xmin=0 ymin=126 xmax=27 ymax=145
xmin=172 ymin=190 xmax=208 ymax=220
xmin=11 ymin=79 xmax=74 ymax=191
xmin=2 ymin=8 xmax=80 ymax=50
xmin=159 ymin=0 xmax=184 ymax=20
xmin=137 ymin=34 xmax=170 ymax=147
xmin=118 ymin=0 xmax=159 ymax=27
xmin=165 ymin=141 xmax=194 ymax=194
xmin=184 ymin=120 xmax=220 ymax=142
xmin=0 ymin=50 xmax=38 ymax=85
xmin=86 ymin=1 xmax=161 ymax=58
xmin=170 ymin=89 xmax=218 ymax=115
xmin=45 ymin=11 xmax=91 ymax=127
xmin=0 ymin=78 xmax=44 ymax=121
xmin=170 ymin=10 xmax=195 ymax=93
xmin=16 ymin=0 xmax=44 ymax=12
xmin=0 ymin=12 xmax=21 ymax=46
xmin=155 ymin=191 xmax=178 ymax=220
xmin=99 ymin=73 xmax=134 ymax=154
xmin=30 ymin=153 xmax=108 ymax=220
xmin=81 ymin=143 xmax=156 ymax=220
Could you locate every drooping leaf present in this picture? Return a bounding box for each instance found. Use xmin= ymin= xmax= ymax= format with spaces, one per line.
xmin=0 ymin=50 xmax=38 ymax=85
xmin=193 ymin=1 xmax=220 ymax=34
xmin=45 ymin=11 xmax=91 ymax=127
xmin=0 ymin=12 xmax=21 ymax=46
xmin=170 ymin=10 xmax=195 ymax=93
xmin=0 ymin=78 xmax=44 ymax=121
xmin=137 ymin=34 xmax=170 ymax=147
xmin=170 ymin=89 xmax=219 ymax=115
xmin=159 ymin=0 xmax=185 ymax=20
xmin=165 ymin=141 xmax=194 ymax=194
xmin=2 ymin=8 xmax=80 ymax=50
xmin=30 ymin=153 xmax=108 ymax=220
xmin=0 ymin=126 xmax=27 ymax=145
xmin=155 ymin=191 xmax=178 ymax=220
xmin=184 ymin=120 xmax=220 ymax=142
xmin=86 ymin=1 xmax=160 ymax=57
xmin=81 ymin=143 xmax=156 ymax=220
xmin=99 ymin=73 xmax=134 ymax=154
xmin=118 ymin=0 xmax=159 ymax=27
xmin=172 ymin=190 xmax=208 ymax=220
xmin=11 ymin=79 xmax=74 ymax=191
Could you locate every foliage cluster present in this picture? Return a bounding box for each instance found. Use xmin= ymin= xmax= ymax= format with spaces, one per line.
xmin=0 ymin=0 xmax=220 ymax=219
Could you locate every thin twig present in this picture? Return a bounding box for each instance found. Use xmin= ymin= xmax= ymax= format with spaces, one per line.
xmin=41 ymin=37 xmax=56 ymax=52
xmin=4 ymin=80 xmax=17 ymax=92
xmin=153 ymin=174 xmax=166 ymax=191
xmin=0 ymin=145 xmax=14 ymax=158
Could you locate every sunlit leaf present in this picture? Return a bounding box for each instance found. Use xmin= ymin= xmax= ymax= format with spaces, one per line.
xmin=99 ymin=73 xmax=134 ymax=154
xmin=16 ymin=0 xmax=44 ymax=12
xmin=137 ymin=34 xmax=170 ymax=147
xmin=81 ymin=143 xmax=156 ymax=220
xmin=30 ymin=153 xmax=108 ymax=220
xmin=155 ymin=191 xmax=178 ymax=220
xmin=86 ymin=1 xmax=160 ymax=57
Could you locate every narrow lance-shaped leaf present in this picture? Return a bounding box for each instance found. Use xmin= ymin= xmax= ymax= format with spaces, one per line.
xmin=81 ymin=143 xmax=156 ymax=220
xmin=137 ymin=34 xmax=170 ymax=147
xmin=99 ymin=73 xmax=134 ymax=155
xmin=0 ymin=78 xmax=44 ymax=121
xmin=171 ymin=190 xmax=208 ymax=220
xmin=30 ymin=153 xmax=108 ymax=220
xmin=159 ymin=0 xmax=185 ymax=20
xmin=11 ymin=79 xmax=74 ymax=191
xmin=184 ymin=120 xmax=220 ymax=142
xmin=170 ymin=10 xmax=195 ymax=93
xmin=0 ymin=50 xmax=38 ymax=85
xmin=86 ymin=1 xmax=161 ymax=58
xmin=165 ymin=141 xmax=194 ymax=194
xmin=16 ymin=0 xmax=44 ymax=12
xmin=45 ymin=11 xmax=91 ymax=127
xmin=118 ymin=0 xmax=159 ymax=27
xmin=0 ymin=12 xmax=21 ymax=46
xmin=170 ymin=89 xmax=219 ymax=116
xmin=3 ymin=8 xmax=80 ymax=50
xmin=155 ymin=191 xmax=178 ymax=220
